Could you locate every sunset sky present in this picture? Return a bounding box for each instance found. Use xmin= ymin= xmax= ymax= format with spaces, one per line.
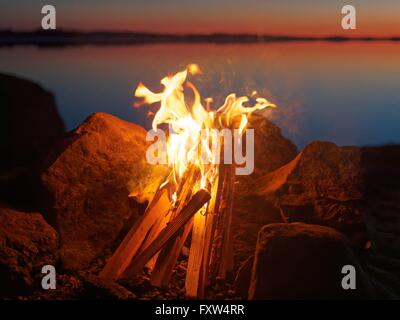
xmin=1 ymin=0 xmax=400 ymax=36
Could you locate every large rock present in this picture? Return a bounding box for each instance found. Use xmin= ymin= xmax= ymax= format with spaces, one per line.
xmin=232 ymin=113 xmax=298 ymax=269
xmin=253 ymin=141 xmax=366 ymax=245
xmin=360 ymin=145 xmax=400 ymax=256
xmin=0 ymin=206 xmax=58 ymax=297
xmin=0 ymin=73 xmax=65 ymax=170
xmin=0 ymin=73 xmax=65 ymax=209
xmin=248 ymin=112 xmax=298 ymax=178
xmin=41 ymin=112 xmax=167 ymax=271
xmin=249 ymin=223 xmax=374 ymax=299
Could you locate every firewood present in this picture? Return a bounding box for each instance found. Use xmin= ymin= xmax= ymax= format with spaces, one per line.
xmin=218 ymin=164 xmax=235 ymax=279
xmin=208 ymin=164 xmax=228 ymax=279
xmin=185 ymin=208 xmax=207 ymax=297
xmin=143 ymin=209 xmax=172 ymax=271
xmin=150 ymin=219 xmax=193 ymax=287
xmin=209 ymin=162 xmax=235 ymax=280
xmin=150 ymin=165 xmax=199 ymax=286
xmin=122 ymin=189 xmax=211 ymax=279
xmin=100 ymin=186 xmax=171 ymax=280
xmin=198 ymin=174 xmax=219 ymax=297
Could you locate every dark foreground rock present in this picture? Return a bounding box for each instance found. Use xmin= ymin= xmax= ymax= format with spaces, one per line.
xmin=41 ymin=112 xmax=167 ymax=272
xmin=253 ymin=141 xmax=367 ymax=246
xmin=0 ymin=73 xmax=65 ymax=209
xmin=357 ymin=145 xmax=400 ymax=297
xmin=248 ymin=223 xmax=374 ymax=299
xmin=360 ymin=145 xmax=400 ymax=256
xmin=0 ymin=206 xmax=58 ymax=297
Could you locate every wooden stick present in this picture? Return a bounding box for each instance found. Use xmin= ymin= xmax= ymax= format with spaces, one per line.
xmin=100 ymin=186 xmax=170 ymax=280
xmin=218 ymin=164 xmax=235 ymax=278
xmin=122 ymin=189 xmax=211 ymax=279
xmin=150 ymin=166 xmax=199 ymax=286
xmin=209 ymin=164 xmax=229 ymax=280
xmin=185 ymin=208 xmax=207 ymax=297
xmin=143 ymin=209 xmax=172 ymax=271
xmin=198 ymin=172 xmax=220 ymax=297
xmin=150 ymin=219 xmax=193 ymax=287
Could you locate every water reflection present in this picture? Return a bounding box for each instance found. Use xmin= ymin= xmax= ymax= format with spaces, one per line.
xmin=0 ymin=42 xmax=399 ymax=147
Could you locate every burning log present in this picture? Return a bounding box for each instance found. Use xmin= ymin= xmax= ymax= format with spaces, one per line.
xmin=150 ymin=219 xmax=193 ymax=287
xmin=208 ymin=163 xmax=236 ymax=281
xmin=218 ymin=164 xmax=235 ymax=279
xmin=198 ymin=175 xmax=219 ymax=297
xmin=185 ymin=162 xmax=235 ymax=297
xmin=122 ymin=189 xmax=211 ymax=279
xmin=150 ymin=165 xmax=200 ymax=287
xmin=185 ymin=208 xmax=207 ymax=297
xmin=143 ymin=209 xmax=172 ymax=271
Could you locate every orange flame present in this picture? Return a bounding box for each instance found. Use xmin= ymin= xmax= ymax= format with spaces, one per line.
xmin=135 ymin=64 xmax=276 ymax=192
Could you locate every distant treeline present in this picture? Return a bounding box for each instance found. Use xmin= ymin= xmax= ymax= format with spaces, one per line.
xmin=1 ymin=30 xmax=399 ymax=46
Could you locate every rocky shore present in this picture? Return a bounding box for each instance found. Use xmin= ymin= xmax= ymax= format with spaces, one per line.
xmin=1 ymin=73 xmax=399 ymax=299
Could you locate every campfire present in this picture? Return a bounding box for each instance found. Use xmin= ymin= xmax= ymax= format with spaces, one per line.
xmin=100 ymin=64 xmax=276 ymax=297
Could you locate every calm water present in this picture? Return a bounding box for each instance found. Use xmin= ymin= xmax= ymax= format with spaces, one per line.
xmin=1 ymin=42 xmax=399 ymax=148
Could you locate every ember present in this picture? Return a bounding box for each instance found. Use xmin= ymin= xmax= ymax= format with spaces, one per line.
xmin=101 ymin=65 xmax=276 ymax=297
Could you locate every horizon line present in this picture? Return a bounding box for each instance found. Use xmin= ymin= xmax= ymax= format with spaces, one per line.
xmin=1 ymin=29 xmax=399 ymax=47
xmin=2 ymin=28 xmax=400 ymax=38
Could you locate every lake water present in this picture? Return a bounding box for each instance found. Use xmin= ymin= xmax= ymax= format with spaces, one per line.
xmin=1 ymin=42 xmax=399 ymax=148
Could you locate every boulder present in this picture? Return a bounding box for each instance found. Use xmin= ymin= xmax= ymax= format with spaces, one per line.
xmin=247 ymin=112 xmax=298 ymax=178
xmin=253 ymin=141 xmax=367 ymax=245
xmin=232 ymin=113 xmax=298 ymax=269
xmin=249 ymin=223 xmax=374 ymax=299
xmin=0 ymin=73 xmax=65 ymax=170
xmin=41 ymin=112 xmax=167 ymax=272
xmin=0 ymin=73 xmax=65 ymax=209
xmin=360 ymin=145 xmax=400 ymax=256
xmin=0 ymin=206 xmax=58 ymax=297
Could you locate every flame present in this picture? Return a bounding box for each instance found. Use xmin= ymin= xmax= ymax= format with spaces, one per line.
xmin=135 ymin=64 xmax=276 ymax=194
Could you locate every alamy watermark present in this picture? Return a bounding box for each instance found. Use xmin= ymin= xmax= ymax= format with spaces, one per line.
xmin=40 ymin=4 xmax=357 ymax=31
xmin=41 ymin=5 xmax=56 ymax=30
xmin=41 ymin=265 xmax=56 ymax=290
xmin=146 ymin=126 xmax=255 ymax=176
xmin=341 ymin=264 xmax=356 ymax=290
xmin=341 ymin=5 xmax=357 ymax=30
